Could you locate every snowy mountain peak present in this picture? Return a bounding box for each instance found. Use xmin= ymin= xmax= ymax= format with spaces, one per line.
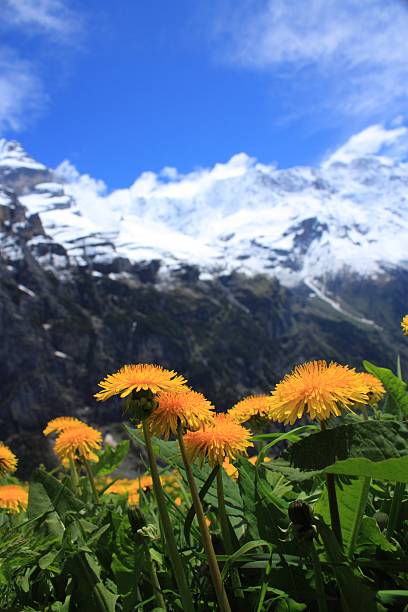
xmin=0 ymin=126 xmax=407 ymax=287
xmin=0 ymin=139 xmax=46 ymax=171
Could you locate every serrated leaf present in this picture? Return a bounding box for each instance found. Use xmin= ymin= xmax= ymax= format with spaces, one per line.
xmin=93 ymin=440 xmax=130 ymax=477
xmin=364 ymin=360 xmax=408 ymax=416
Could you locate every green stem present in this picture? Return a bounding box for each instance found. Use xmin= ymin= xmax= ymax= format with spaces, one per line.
xmin=142 ymin=539 xmax=167 ymax=611
xmin=216 ymin=469 xmax=243 ymax=599
xmin=177 ymin=424 xmax=231 ymax=612
xmin=69 ymin=457 xmax=80 ymax=497
xmin=347 ymin=478 xmax=371 ymax=557
xmin=82 ymin=456 xmax=99 ymax=504
xmin=255 ymin=545 xmax=273 ymax=612
xmin=386 ymin=482 xmax=405 ymax=539
xmin=142 ymin=421 xmax=194 ymax=612
xmin=310 ymin=541 xmax=328 ymax=612
xmin=320 ymin=421 xmax=342 ymax=547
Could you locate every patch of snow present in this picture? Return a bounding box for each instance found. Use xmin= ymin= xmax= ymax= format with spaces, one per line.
xmin=17 ymin=284 xmax=36 ymax=298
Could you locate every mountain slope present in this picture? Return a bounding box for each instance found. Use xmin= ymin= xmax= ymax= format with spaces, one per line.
xmin=0 ymin=138 xmax=407 ymax=473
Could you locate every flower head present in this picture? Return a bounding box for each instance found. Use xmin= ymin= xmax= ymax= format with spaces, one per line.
xmin=0 ymin=485 xmax=28 ymax=512
xmin=267 ymin=360 xmax=369 ymax=425
xmin=355 ymin=373 xmax=385 ymax=405
xmin=94 ymin=363 xmax=187 ymax=401
xmin=402 ymin=315 xmax=408 ymax=336
xmin=228 ymin=395 xmax=271 ymax=424
xmin=54 ymin=423 xmax=102 ymax=464
xmin=147 ymin=390 xmax=214 ymax=438
xmin=43 ymin=416 xmax=83 ymax=436
xmin=0 ymin=443 xmax=17 ymax=477
xmin=183 ymin=414 xmax=253 ymax=466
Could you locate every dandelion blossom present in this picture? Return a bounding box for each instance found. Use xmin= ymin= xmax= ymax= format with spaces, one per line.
xmin=147 ymin=390 xmax=214 ymax=438
xmin=184 ymin=414 xmax=253 ymax=467
xmin=94 ymin=363 xmax=187 ymax=401
xmin=402 ymin=315 xmax=408 ymax=336
xmin=355 ymin=373 xmax=385 ymax=404
xmin=0 ymin=443 xmax=17 ymax=476
xmin=0 ymin=485 xmax=28 ymax=512
xmin=267 ymin=360 xmax=369 ymax=425
xmin=54 ymin=423 xmax=102 ymax=464
xmin=43 ymin=416 xmax=83 ymax=436
xmin=228 ymin=395 xmax=271 ymax=424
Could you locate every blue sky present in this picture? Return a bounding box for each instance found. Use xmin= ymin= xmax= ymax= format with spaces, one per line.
xmin=1 ymin=0 xmax=408 ymax=188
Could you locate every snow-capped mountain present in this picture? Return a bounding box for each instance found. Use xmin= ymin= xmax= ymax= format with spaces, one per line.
xmin=1 ymin=137 xmax=407 ymax=289
xmin=2 ymin=134 xmax=408 ymax=463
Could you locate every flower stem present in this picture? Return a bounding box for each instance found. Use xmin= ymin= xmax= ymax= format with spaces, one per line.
xmin=347 ymin=477 xmax=371 ymax=557
xmin=177 ymin=424 xmax=232 ymax=612
xmin=69 ymin=457 xmax=80 ymax=497
xmin=142 ymin=420 xmax=194 ymax=612
xmin=386 ymin=481 xmax=405 ymax=539
xmin=310 ymin=541 xmax=328 ymax=612
xmin=216 ymin=469 xmax=243 ymax=599
xmin=82 ymin=456 xmax=99 ymax=504
xmin=320 ymin=421 xmax=342 ymax=547
xmin=142 ymin=539 xmax=167 ymax=611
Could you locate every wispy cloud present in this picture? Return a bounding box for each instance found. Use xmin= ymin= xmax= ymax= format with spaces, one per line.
xmin=211 ymin=0 xmax=408 ymax=120
xmin=323 ymin=123 xmax=408 ymax=166
xmin=3 ymin=0 xmax=81 ymax=40
xmin=0 ymin=48 xmax=46 ymax=132
xmin=0 ymin=0 xmax=83 ymax=134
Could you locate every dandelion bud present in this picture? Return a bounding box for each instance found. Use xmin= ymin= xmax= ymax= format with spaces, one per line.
xmin=288 ymin=500 xmax=313 ymax=529
xmin=128 ymin=507 xmax=146 ymax=538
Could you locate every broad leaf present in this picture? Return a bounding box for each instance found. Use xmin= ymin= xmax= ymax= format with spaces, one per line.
xmin=364 ymin=360 xmax=408 ymax=417
xmin=290 ymin=421 xmax=408 ymax=471
xmin=325 ymin=455 xmax=408 ymax=483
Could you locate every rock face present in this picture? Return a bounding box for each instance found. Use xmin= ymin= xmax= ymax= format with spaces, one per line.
xmin=0 ymin=139 xmax=407 ymax=472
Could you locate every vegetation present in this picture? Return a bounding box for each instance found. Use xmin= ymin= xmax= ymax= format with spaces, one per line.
xmin=1 ymin=326 xmax=408 ymax=611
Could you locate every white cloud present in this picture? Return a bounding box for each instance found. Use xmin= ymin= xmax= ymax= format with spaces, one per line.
xmin=0 ymin=48 xmax=46 ymax=131
xmin=212 ymin=0 xmax=408 ymax=119
xmin=323 ymin=123 xmax=408 ymax=166
xmin=0 ymin=1 xmax=83 ymax=135
xmin=3 ymin=0 xmax=81 ymax=39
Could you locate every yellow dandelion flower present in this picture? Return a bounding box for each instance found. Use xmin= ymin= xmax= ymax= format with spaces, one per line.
xmin=222 ymin=458 xmax=238 ymax=480
xmin=228 ymin=395 xmax=272 ymax=424
xmin=0 ymin=484 xmax=28 ymax=512
xmin=355 ymin=373 xmax=385 ymax=405
xmin=43 ymin=416 xmax=83 ymax=436
xmin=183 ymin=414 xmax=253 ymax=467
xmin=249 ymin=455 xmax=271 ymax=465
xmin=94 ymin=363 xmax=187 ymax=401
xmin=402 ymin=315 xmax=408 ymax=336
xmin=54 ymin=423 xmax=102 ymax=464
xmin=267 ymin=360 xmax=369 ymax=425
xmin=147 ymin=390 xmax=215 ymax=438
xmin=104 ymin=474 xmax=155 ymax=506
xmin=0 ymin=443 xmax=17 ymax=477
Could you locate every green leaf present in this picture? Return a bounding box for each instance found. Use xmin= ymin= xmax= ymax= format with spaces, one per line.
xmin=236 ymin=458 xmax=287 ymax=545
xmin=315 ymin=518 xmax=377 ymax=612
xmin=220 ymin=539 xmax=271 ymax=581
xmin=314 ymin=477 xmax=366 ymax=553
xmin=27 ymin=480 xmax=64 ymax=537
xmin=324 ymin=455 xmax=408 ymax=483
xmin=32 ymin=468 xmax=84 ymax=518
xmin=364 ymin=360 xmax=408 ymax=416
xmin=67 ymin=551 xmax=118 ymax=612
xmin=290 ymin=421 xmax=408 ymax=471
xmin=377 ymin=591 xmax=408 ymax=606
xmin=356 ymin=517 xmax=397 ymax=553
xmin=93 ymin=440 xmax=130 ymax=477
